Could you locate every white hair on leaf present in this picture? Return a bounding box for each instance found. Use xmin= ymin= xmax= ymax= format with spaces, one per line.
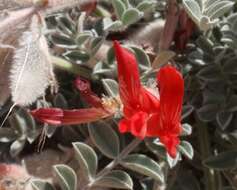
xmin=10 ymin=15 xmax=55 ymax=106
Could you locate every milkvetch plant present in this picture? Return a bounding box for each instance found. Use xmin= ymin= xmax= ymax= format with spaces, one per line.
xmin=1 ymin=0 xmax=237 ymax=190
xmin=29 ymin=39 xmax=190 ymax=190
xmin=31 ymin=41 xmax=185 ymax=158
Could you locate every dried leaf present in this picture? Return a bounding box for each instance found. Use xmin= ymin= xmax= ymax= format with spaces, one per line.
xmin=10 ymin=15 xmax=55 ymax=106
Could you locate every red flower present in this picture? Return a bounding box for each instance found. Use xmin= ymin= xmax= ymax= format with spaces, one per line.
xmin=174 ymin=9 xmax=195 ymax=51
xmin=31 ymin=78 xmax=112 ymax=125
xmin=113 ymin=41 xmax=184 ymax=157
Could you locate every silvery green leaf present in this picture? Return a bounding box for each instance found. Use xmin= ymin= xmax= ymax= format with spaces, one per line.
xmin=93 ymin=62 xmax=112 ymax=75
xmin=107 ymin=46 xmax=115 ymax=65
xmin=145 ymin=140 xmax=166 ymax=159
xmin=179 ymin=141 xmax=194 ymax=159
xmin=90 ymin=37 xmax=104 ymax=55
xmin=88 ymin=121 xmax=120 ymax=159
xmin=56 ymin=15 xmax=76 ymax=35
xmin=182 ymin=0 xmax=202 ymax=25
xmin=94 ymin=170 xmax=133 ymax=189
xmin=0 ymin=128 xmax=18 ymax=143
xmin=104 ymin=21 xmax=123 ymax=31
xmin=121 ymin=154 xmax=164 ymax=183
xmin=112 ymin=0 xmax=126 ymax=20
xmin=94 ymin=19 xmax=104 ymax=36
xmin=121 ymin=0 xmax=129 ymax=8
xmin=197 ymin=104 xmax=219 ymax=122
xmin=196 ymin=36 xmax=214 ymax=54
xmin=130 ymin=46 xmax=151 ymax=68
xmin=136 ymin=1 xmax=155 ymax=12
xmin=53 ymin=165 xmax=77 ymax=190
xmin=63 ymin=50 xmax=90 ymax=62
xmin=197 ymin=65 xmax=222 ymax=82
xmin=181 ymin=123 xmax=192 ymax=136
xmin=10 ymin=139 xmax=26 ymax=157
xmin=205 ymin=1 xmax=234 ymax=20
xmin=121 ymin=8 xmax=143 ymax=26
xmin=196 ymin=0 xmax=204 ymax=11
xmin=76 ymin=31 xmax=93 ymax=45
xmin=203 ymin=89 xmax=225 ymax=105
xmin=102 ymin=79 xmax=119 ymax=97
xmin=8 ymin=108 xmax=37 ymax=143
xmin=50 ymin=33 xmax=77 ymax=49
xmin=216 ymin=111 xmax=233 ymax=130
xmin=9 ymin=112 xmax=27 ymax=135
xmin=205 ymin=0 xmax=223 ymax=9
xmin=166 ymin=152 xmax=181 ymax=168
xmin=73 ymin=142 xmax=98 ymax=179
xmin=31 ymin=180 xmax=55 ymax=190
xmin=17 ymin=108 xmax=37 ymax=143
xmin=203 ymin=150 xmax=237 ymax=170
xmin=18 ymin=108 xmax=36 ymax=129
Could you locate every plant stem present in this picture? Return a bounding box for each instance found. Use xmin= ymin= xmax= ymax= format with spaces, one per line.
xmin=196 ymin=116 xmax=217 ymax=190
xmin=83 ymin=138 xmax=142 ymax=190
xmin=51 ymin=55 xmax=92 ymax=78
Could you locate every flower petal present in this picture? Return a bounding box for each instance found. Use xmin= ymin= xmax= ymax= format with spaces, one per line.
xmin=156 ymin=65 xmax=184 ymax=157
xmin=113 ymin=41 xmax=141 ymax=109
xmin=146 ymin=113 xmax=160 ymax=136
xmin=118 ymin=111 xmax=148 ymax=139
xmin=31 ymin=108 xmax=63 ymax=125
xmin=140 ymin=87 xmax=160 ymax=113
xmin=31 ymin=107 xmax=110 ymax=125
xmin=157 ymin=65 xmax=184 ymax=133
xmin=159 ymin=135 xmax=180 ymax=158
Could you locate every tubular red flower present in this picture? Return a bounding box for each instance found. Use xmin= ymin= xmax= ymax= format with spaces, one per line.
xmin=31 ymin=107 xmax=110 ymax=125
xmin=113 ymin=41 xmax=160 ymax=115
xmin=113 ymin=41 xmax=141 ymax=111
xmin=114 ymin=41 xmax=184 ymax=158
xmin=174 ymin=10 xmax=195 ymax=51
xmin=31 ymin=78 xmax=112 ymax=126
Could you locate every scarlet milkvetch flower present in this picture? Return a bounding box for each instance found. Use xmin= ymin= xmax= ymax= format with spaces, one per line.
xmin=174 ymin=9 xmax=195 ymax=51
xmin=113 ymin=41 xmax=184 ymax=158
xmin=31 ymin=78 xmax=116 ymax=125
